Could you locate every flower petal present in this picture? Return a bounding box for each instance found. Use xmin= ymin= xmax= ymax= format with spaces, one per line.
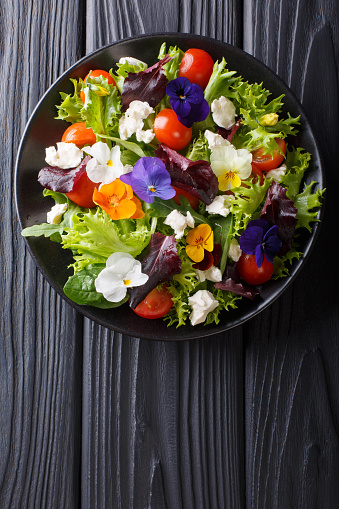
xmin=255 ymin=244 xmax=264 ymax=268
xmin=186 ymin=244 xmax=205 ymax=263
xmin=83 ymin=141 xmax=111 ymax=165
xmin=239 ymin=225 xmax=265 ymax=254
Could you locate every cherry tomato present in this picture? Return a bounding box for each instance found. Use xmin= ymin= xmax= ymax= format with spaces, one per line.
xmin=251 ymin=162 xmax=264 ymax=185
xmin=237 ymin=253 xmax=273 ymax=285
xmin=179 ymin=48 xmax=214 ymax=90
xmin=133 ymin=286 xmax=173 ymax=319
xmin=61 ymin=122 xmax=97 ymax=147
xmin=65 ymin=172 xmax=97 ymax=208
xmin=154 ymin=109 xmax=192 ymax=151
xmin=173 ymin=186 xmax=199 ymax=210
xmin=80 ymin=69 xmax=116 ymax=102
xmin=251 ymin=138 xmax=286 ymax=172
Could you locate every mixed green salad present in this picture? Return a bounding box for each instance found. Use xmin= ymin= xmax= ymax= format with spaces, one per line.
xmin=22 ymin=43 xmax=324 ymax=327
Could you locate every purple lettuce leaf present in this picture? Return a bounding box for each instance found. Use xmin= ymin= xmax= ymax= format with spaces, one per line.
xmin=260 ymin=180 xmax=298 ymax=255
xmin=121 ymin=55 xmax=172 ymax=112
xmin=38 ymin=156 xmax=91 ymax=193
xmin=154 ymin=144 xmax=218 ymax=205
xmin=217 ymin=117 xmax=242 ymax=142
xmin=129 ymin=232 xmax=181 ymax=309
xmin=214 ymin=264 xmax=259 ymax=300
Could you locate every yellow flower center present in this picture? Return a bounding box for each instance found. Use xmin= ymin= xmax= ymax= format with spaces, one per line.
xmin=149 ymin=186 xmax=156 ymax=193
xmin=123 ymin=279 xmax=131 ymax=286
xmin=107 ymin=159 xmax=113 ymax=166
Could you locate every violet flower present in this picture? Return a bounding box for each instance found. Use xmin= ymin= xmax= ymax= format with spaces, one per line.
xmin=166 ymin=77 xmax=209 ymax=127
xmin=239 ymin=219 xmax=281 ymax=268
xmin=120 ymin=157 xmax=176 ymax=204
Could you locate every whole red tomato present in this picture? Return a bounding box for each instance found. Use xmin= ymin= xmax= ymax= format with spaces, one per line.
xmin=179 ymin=48 xmax=214 ymax=89
xmin=237 ymin=253 xmax=273 ymax=285
xmin=154 ymin=109 xmax=192 ymax=151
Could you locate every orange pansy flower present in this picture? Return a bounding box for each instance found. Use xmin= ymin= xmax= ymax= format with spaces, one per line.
xmin=185 ymin=223 xmax=214 ymax=263
xmin=93 ymin=179 xmax=144 ymax=220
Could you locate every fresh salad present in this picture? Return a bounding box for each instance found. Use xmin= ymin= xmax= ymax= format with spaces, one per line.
xmin=21 ymin=43 xmax=324 ymax=327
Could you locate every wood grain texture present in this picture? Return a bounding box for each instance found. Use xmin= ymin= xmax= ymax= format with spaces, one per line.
xmin=82 ymin=1 xmax=245 ymax=508
xmin=243 ymin=1 xmax=339 ymax=507
xmin=0 ymin=0 xmax=84 ymax=507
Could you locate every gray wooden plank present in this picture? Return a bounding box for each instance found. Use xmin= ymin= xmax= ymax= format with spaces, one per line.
xmin=243 ymin=0 xmax=339 ymax=507
xmin=0 ymin=0 xmax=85 ymax=507
xmin=82 ymin=1 xmax=245 ymax=507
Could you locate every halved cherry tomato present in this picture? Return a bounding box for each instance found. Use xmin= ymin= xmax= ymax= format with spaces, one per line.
xmin=154 ymin=108 xmax=192 ymax=151
xmin=80 ymin=69 xmax=116 ymax=102
xmin=133 ymin=286 xmax=173 ymax=319
xmin=251 ymin=138 xmax=286 ymax=172
xmin=237 ymin=253 xmax=273 ymax=285
xmin=65 ymin=172 xmax=97 ymax=208
xmin=173 ymin=186 xmax=199 ymax=210
xmin=251 ymin=162 xmax=264 ymax=185
xmin=61 ymin=122 xmax=97 ymax=147
xmin=179 ymin=48 xmax=214 ymax=90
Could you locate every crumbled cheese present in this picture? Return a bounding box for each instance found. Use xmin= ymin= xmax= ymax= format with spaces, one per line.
xmin=47 ymin=203 xmax=68 ymax=225
xmin=188 ymin=290 xmax=219 ymax=326
xmin=164 ymin=209 xmax=195 ymax=239
xmin=228 ymin=239 xmax=242 ymax=262
xmin=211 ymin=96 xmax=236 ymax=129
xmin=204 ymin=130 xmax=230 ymax=151
xmin=119 ymin=56 xmax=148 ymax=69
xmin=196 ymin=265 xmax=222 ymax=283
xmin=266 ymin=164 xmax=287 ymax=182
xmin=45 ymin=142 xmax=83 ymax=169
xmin=260 ymin=113 xmax=279 ymax=126
xmin=118 ymin=100 xmax=155 ymax=143
xmin=205 ymin=194 xmax=234 ymax=217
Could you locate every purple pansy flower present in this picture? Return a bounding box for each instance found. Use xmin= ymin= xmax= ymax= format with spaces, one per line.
xmin=120 ymin=157 xmax=176 ymax=204
xmin=239 ymin=219 xmax=281 ymax=268
xmin=166 ymin=77 xmax=209 ymax=127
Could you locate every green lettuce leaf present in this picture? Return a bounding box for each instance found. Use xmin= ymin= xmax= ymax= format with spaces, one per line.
xmin=55 ymin=79 xmax=83 ymax=123
xmin=280 ymin=147 xmax=311 ymax=200
xmin=294 ymin=182 xmax=325 ymax=231
xmin=230 ymin=178 xmax=272 ymax=234
xmin=158 ymin=43 xmax=184 ymax=81
xmin=185 ymin=131 xmax=210 ymax=162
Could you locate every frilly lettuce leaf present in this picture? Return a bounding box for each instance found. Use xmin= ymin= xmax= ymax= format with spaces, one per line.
xmin=280 ymin=147 xmax=311 ymax=200
xmin=55 ymin=79 xmax=83 ymax=123
xmin=158 ymin=43 xmax=184 ymax=81
xmin=185 ymin=131 xmax=210 ymax=162
xmin=294 ymin=182 xmax=325 ymax=231
xmin=230 ymin=178 xmax=272 ymax=234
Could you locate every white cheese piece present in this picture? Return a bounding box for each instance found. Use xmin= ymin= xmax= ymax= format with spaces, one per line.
xmin=136 ymin=129 xmax=155 ymax=144
xmin=196 ymin=265 xmax=222 ymax=283
xmin=266 ymin=164 xmax=287 ymax=182
xmin=211 ymin=96 xmax=236 ymax=129
xmin=206 ymin=194 xmax=233 ymax=217
xmin=118 ymin=100 xmax=155 ymax=142
xmin=228 ymin=239 xmax=242 ymax=262
xmin=45 ymin=142 xmax=83 ymax=169
xmin=188 ymin=290 xmax=219 ymax=326
xmin=164 ymin=210 xmax=195 ymax=239
xmin=119 ymin=116 xmax=144 ymax=140
xmin=204 ymin=129 xmax=230 ymax=151
xmin=46 ymin=203 xmax=68 ymax=225
xmin=119 ymin=56 xmax=148 ymax=69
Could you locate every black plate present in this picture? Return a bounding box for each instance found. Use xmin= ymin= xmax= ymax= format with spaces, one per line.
xmin=15 ymin=33 xmax=324 ymax=341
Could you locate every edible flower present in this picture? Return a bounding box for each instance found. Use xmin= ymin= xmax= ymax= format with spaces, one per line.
xmin=120 ymin=157 xmax=175 ymax=204
xmin=93 ymin=178 xmax=144 ymax=220
xmin=210 ymin=145 xmax=252 ymax=191
xmin=83 ymin=142 xmax=126 ymax=184
xmin=239 ymin=219 xmax=281 ymax=267
xmin=185 ymin=223 xmax=214 ymax=263
xmin=166 ymin=77 xmax=209 ymax=127
xmin=95 ymin=252 xmax=149 ymax=303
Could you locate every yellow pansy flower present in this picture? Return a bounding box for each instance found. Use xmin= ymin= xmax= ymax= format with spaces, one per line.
xmin=210 ymin=145 xmax=252 ymax=191
xmin=185 ymin=224 xmax=214 ymax=263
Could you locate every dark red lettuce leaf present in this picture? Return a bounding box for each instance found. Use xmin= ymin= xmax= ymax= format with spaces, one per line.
xmin=217 ymin=117 xmax=241 ymax=142
xmin=260 ymin=180 xmax=298 ymax=255
xmin=38 ymin=155 xmax=91 ymax=193
xmin=214 ymin=263 xmax=259 ymax=300
xmin=154 ymin=144 xmax=218 ymax=205
xmin=193 ymin=243 xmax=222 ymax=270
xmin=129 ymin=233 xmax=181 ymax=309
xmin=121 ymin=55 xmax=172 ymax=112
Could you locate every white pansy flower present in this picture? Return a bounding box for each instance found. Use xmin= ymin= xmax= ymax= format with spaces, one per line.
xmin=95 ymin=252 xmax=149 ymax=303
xmin=266 ymin=164 xmax=287 ymax=182
xmin=45 ymin=142 xmax=83 ymax=169
xmin=210 ymin=145 xmax=252 ymax=191
xmin=164 ymin=210 xmax=195 ymax=239
xmin=196 ymin=266 xmax=222 ymax=283
xmin=204 ymin=130 xmax=230 ymax=151
xmin=188 ymin=290 xmax=219 ymax=326
xmin=206 ymin=194 xmax=234 ymax=217
xmin=119 ymin=57 xmax=148 ymax=70
xmin=228 ymin=239 xmax=242 ymax=262
xmin=211 ymin=96 xmax=236 ymax=129
xmin=46 ymin=203 xmax=68 ymax=225
xmin=119 ymin=100 xmax=155 ymax=143
xmin=83 ymin=142 xmax=126 ymax=184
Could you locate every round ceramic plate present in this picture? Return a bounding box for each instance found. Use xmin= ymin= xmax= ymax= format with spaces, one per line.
xmin=15 ymin=33 xmax=324 ymax=341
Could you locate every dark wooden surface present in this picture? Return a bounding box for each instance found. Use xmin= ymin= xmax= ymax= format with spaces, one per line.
xmin=1 ymin=0 xmax=338 ymax=507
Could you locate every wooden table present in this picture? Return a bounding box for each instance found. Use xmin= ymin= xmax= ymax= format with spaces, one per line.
xmin=1 ymin=0 xmax=338 ymax=507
